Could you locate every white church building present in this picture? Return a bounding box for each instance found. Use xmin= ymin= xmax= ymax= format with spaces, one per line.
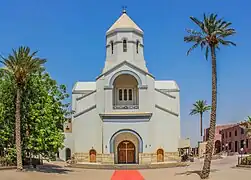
xmin=60 ymin=10 xmax=181 ymax=164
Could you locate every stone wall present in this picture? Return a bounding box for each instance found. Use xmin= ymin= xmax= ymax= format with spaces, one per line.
xmin=73 ymin=152 xmax=179 ymax=164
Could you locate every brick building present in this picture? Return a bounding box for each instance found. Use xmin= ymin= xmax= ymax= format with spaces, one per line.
xmin=203 ymin=124 xmax=234 ymax=154
xmin=220 ymin=124 xmax=251 ymax=154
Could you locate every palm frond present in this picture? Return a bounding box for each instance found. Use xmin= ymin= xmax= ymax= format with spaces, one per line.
xmin=190 ymin=100 xmax=211 ymax=116
xmin=186 ymin=42 xmax=200 ymax=56
xmin=190 ymin=17 xmax=204 ymax=30
xmin=184 ymin=13 xmax=236 ymax=58
xmin=0 ymin=46 xmax=46 ymax=87
xmin=218 ymin=39 xmax=236 ymax=46
xmin=205 ymin=46 xmax=209 ymax=60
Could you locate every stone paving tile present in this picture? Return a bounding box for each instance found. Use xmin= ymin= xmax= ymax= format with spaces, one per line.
xmin=1 ymin=156 xmax=251 ymax=180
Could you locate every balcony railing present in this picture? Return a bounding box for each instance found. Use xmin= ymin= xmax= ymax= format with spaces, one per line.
xmin=113 ymin=104 xmax=139 ymax=109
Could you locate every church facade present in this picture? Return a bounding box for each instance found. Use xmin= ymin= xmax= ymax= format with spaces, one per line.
xmin=59 ymin=10 xmax=181 ymax=164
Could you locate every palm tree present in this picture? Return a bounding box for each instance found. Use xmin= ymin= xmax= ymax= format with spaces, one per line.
xmin=184 ymin=14 xmax=236 ymax=179
xmin=0 ymin=46 xmax=46 ymax=171
xmin=241 ymin=116 xmax=251 ymax=138
xmin=190 ymin=100 xmax=211 ymax=138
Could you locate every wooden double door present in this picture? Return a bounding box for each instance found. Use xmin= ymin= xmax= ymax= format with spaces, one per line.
xmin=117 ymin=140 xmax=136 ymax=164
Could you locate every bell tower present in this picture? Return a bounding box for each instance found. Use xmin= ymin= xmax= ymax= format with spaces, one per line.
xmin=103 ymin=10 xmax=148 ymax=73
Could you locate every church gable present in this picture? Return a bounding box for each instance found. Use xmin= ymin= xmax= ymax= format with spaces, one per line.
xmin=97 ymin=60 xmax=153 ymax=89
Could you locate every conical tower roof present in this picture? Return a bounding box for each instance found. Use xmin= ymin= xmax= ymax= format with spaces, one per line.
xmin=106 ymin=11 xmax=143 ymax=34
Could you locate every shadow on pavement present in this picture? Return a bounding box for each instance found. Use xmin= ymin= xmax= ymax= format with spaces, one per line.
xmin=175 ymin=169 xmax=219 ymax=177
xmin=24 ymin=164 xmax=73 ymax=174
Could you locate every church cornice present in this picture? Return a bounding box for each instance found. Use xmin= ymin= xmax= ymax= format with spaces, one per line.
xmin=155 ymin=105 xmax=179 ymax=117
xmin=100 ymin=112 xmax=152 ymax=122
xmin=96 ymin=60 xmax=155 ymax=80
xmin=106 ymin=28 xmax=143 ymax=37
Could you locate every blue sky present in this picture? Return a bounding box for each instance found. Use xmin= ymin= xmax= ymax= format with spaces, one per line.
xmin=0 ymin=0 xmax=251 ymax=146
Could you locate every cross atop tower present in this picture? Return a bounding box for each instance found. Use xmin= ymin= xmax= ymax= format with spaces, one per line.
xmin=122 ymin=5 xmax=127 ymax=13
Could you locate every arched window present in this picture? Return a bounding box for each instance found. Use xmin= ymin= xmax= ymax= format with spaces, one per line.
xmin=119 ymin=89 xmax=122 ymax=101
xmin=123 ymin=39 xmax=127 ymax=52
xmin=111 ymin=41 xmax=114 ymax=54
xmin=129 ymin=89 xmax=132 ymax=100
xmin=124 ymin=89 xmax=127 ymax=100
xmin=136 ymin=41 xmax=139 ymax=54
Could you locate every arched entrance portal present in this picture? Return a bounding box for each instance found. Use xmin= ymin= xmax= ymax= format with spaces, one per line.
xmin=89 ymin=149 xmax=96 ymax=163
xmin=117 ymin=140 xmax=136 ymax=164
xmin=65 ymin=148 xmax=71 ymax=161
xmin=109 ymin=129 xmax=143 ymax=164
xmin=157 ymin=149 xmax=164 ymax=162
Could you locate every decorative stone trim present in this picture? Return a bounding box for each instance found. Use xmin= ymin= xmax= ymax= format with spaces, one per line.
xmin=139 ymin=85 xmax=148 ymax=89
xmin=113 ymin=105 xmax=139 ymax=109
xmin=104 ymin=86 xmax=113 ymax=90
xmin=76 ymin=90 xmax=96 ymax=101
xmin=155 ymin=105 xmax=179 ymax=117
xmin=72 ymin=90 xmax=96 ymax=94
xmin=96 ymin=61 xmax=155 ymax=80
xmin=159 ymin=89 xmax=180 ymax=92
xmin=73 ymin=105 xmax=96 ymax=118
xmin=155 ymin=88 xmax=176 ymax=99
xmin=106 ymin=28 xmax=144 ymax=37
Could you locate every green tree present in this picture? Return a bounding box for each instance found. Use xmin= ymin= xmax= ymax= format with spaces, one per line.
xmin=0 ymin=74 xmax=17 ymax=165
xmin=22 ymin=72 xmax=69 ymax=159
xmin=0 ymin=70 xmax=70 ymax=165
xmin=184 ymin=14 xmax=236 ymax=179
xmin=190 ymin=100 xmax=211 ymax=138
xmin=241 ymin=116 xmax=251 ymax=138
xmin=0 ymin=46 xmax=46 ymax=170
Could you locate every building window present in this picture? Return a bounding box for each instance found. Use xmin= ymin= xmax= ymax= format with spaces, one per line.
xmin=136 ymin=41 xmax=139 ymax=53
xmin=235 ymin=130 xmax=237 ymax=136
xmin=226 ymin=132 xmax=228 ymax=138
xmin=123 ymin=39 xmax=127 ymax=52
xmin=241 ymin=140 xmax=244 ymax=148
xmin=222 ymin=133 xmax=224 ymax=139
xmin=111 ymin=41 xmax=114 ymax=54
xmin=229 ymin=132 xmax=231 ymax=137
xmin=124 ymin=89 xmax=127 ymax=100
xmin=128 ymin=89 xmax=132 ymax=100
xmin=117 ymin=88 xmax=134 ymax=102
xmin=241 ymin=128 xmax=244 ymax=134
xmin=119 ymin=89 xmax=122 ymax=101
xmin=246 ymin=139 xmax=249 ymax=148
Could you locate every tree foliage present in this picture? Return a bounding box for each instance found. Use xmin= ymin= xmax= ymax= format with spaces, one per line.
xmin=0 ymin=69 xmax=70 ymax=163
xmin=190 ymin=100 xmax=211 ymax=116
xmin=184 ymin=13 xmax=236 ymax=59
xmin=240 ymin=116 xmax=251 ymax=138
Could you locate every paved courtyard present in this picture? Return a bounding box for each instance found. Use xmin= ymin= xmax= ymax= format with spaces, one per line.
xmin=0 ymin=156 xmax=250 ymax=180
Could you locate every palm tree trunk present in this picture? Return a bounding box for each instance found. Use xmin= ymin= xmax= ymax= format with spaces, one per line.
xmin=201 ymin=46 xmax=217 ymax=179
xmin=15 ymin=87 xmax=23 ymax=171
xmin=200 ymin=113 xmax=203 ymax=138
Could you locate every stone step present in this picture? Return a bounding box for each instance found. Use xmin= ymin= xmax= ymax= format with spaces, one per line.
xmin=67 ymin=162 xmax=188 ymax=170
